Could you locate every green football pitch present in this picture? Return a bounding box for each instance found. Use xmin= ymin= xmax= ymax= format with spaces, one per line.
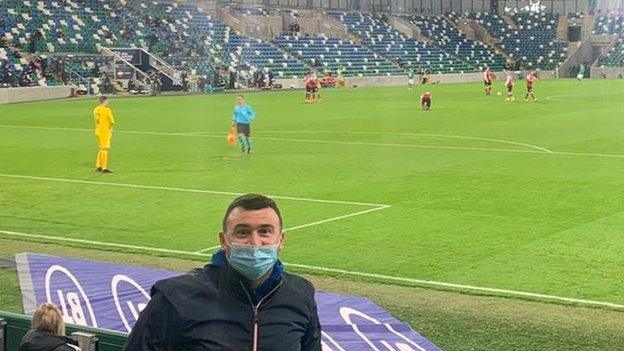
xmin=1 ymin=79 xmax=623 ymax=309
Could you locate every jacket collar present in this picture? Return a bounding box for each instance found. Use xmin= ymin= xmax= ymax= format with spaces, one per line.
xmin=210 ymin=249 xmax=284 ymax=303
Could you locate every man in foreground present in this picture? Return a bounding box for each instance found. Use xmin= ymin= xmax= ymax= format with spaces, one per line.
xmin=125 ymin=194 xmax=322 ymax=351
xmin=93 ymin=96 xmax=115 ymax=173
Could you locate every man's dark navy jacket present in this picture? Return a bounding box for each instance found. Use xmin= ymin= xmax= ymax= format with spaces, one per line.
xmin=124 ymin=251 xmax=322 ymax=351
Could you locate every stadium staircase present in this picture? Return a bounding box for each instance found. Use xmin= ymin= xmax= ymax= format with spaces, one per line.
xmin=461 ymin=11 xmax=567 ymax=69
xmin=556 ymin=15 xmax=569 ymax=41
xmin=501 ymin=15 xmax=518 ymax=29
xmin=388 ymin=17 xmax=421 ymax=39
xmin=591 ymin=14 xmax=624 ymax=68
xmin=405 ymin=14 xmax=507 ymax=71
xmin=274 ymin=34 xmax=402 ymax=76
xmin=582 ymin=14 xmax=596 ymax=39
xmin=101 ymin=46 xmax=181 ymax=90
xmin=327 ymin=11 xmax=472 ymax=74
xmin=218 ymin=5 xmax=281 ymax=40
xmin=447 ymin=12 xmax=516 ymax=68
xmin=319 ymin=12 xmax=361 ymax=43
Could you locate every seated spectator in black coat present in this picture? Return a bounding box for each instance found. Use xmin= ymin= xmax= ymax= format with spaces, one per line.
xmin=20 ymin=303 xmax=81 ymax=351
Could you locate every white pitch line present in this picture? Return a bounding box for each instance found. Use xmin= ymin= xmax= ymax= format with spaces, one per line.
xmin=1 ymin=125 xmax=545 ymax=155
xmin=0 ymin=229 xmax=208 ymax=257
xmin=6 ymin=124 xmax=624 ymax=159
xmin=284 ymin=205 xmax=390 ymax=232
xmin=545 ymin=94 xmax=624 ymax=104
xmin=194 ymin=245 xmax=222 ymax=254
xmin=284 ymin=262 xmax=624 ymax=310
xmin=2 ymin=228 xmax=623 ymax=310
xmin=198 ymin=130 xmax=553 ymax=154
xmin=250 ymin=136 xmax=548 ymax=155
xmin=0 ymin=173 xmax=386 ymax=207
xmin=191 ymin=205 xmax=391 ymax=254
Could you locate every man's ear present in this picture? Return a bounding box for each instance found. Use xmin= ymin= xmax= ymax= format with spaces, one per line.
xmin=219 ymin=231 xmax=227 ymax=252
xmin=278 ymin=231 xmax=286 ymax=252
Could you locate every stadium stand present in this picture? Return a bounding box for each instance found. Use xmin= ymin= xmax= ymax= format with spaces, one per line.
xmin=274 ymin=34 xmax=403 ymax=76
xmin=567 ymin=12 xmax=585 ymax=21
xmin=225 ymin=33 xmax=307 ymax=78
xmin=231 ymin=5 xmax=270 ymax=17
xmin=0 ymin=1 xmax=588 ymax=87
xmin=0 ymin=0 xmax=309 ymax=88
xmin=454 ymin=11 xmax=567 ymax=69
xmin=593 ymin=14 xmax=624 ymax=35
xmin=405 ymin=14 xmax=508 ymax=71
xmin=599 ymin=37 xmax=624 ymax=66
xmin=327 ymin=11 xmax=474 ymax=73
xmin=592 ymin=14 xmax=624 ymax=67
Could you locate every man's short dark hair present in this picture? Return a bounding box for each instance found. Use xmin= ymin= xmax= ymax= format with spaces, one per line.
xmin=99 ymin=96 xmax=108 ymax=103
xmin=222 ymin=194 xmax=282 ymax=230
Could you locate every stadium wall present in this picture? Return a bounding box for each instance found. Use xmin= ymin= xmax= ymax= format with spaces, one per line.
xmin=0 ymin=86 xmax=73 ymax=104
xmin=223 ymin=0 xmax=589 ymax=14
xmin=591 ymin=66 xmax=624 ymax=78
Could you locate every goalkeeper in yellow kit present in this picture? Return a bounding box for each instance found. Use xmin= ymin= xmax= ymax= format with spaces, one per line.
xmin=93 ymin=96 xmax=115 ymax=173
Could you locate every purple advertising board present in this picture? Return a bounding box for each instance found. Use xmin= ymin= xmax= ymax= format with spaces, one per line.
xmin=16 ymin=253 xmax=441 ymax=351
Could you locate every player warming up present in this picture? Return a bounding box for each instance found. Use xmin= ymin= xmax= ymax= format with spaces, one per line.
xmin=420 ymin=91 xmax=432 ymax=111
xmin=525 ymin=71 xmax=539 ymax=102
xmin=407 ymin=69 xmax=415 ymax=91
xmin=304 ymin=73 xmax=317 ymax=103
xmin=93 ymin=96 xmax=115 ymax=173
xmin=232 ymin=95 xmax=255 ymax=154
xmin=577 ymin=64 xmax=586 ymax=85
xmin=504 ymin=71 xmax=515 ymax=101
xmin=315 ymin=77 xmax=323 ymax=102
xmin=483 ymin=67 xmax=495 ymax=95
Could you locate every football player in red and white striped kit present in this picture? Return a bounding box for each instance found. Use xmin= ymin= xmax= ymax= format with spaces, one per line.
xmin=504 ymin=71 xmax=515 ymax=101
xmin=483 ymin=67 xmax=496 ymax=95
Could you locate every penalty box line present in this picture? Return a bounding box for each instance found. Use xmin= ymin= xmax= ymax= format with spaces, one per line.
xmin=193 ymin=205 xmax=391 ymax=254
xmin=0 ymin=173 xmax=391 ymax=254
xmin=1 ymin=228 xmax=623 ymax=311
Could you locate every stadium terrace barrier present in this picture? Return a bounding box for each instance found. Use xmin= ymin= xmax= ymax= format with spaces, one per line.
xmin=277 ymin=70 xmax=555 ymax=88
xmin=0 ymin=312 xmax=126 ymax=351
xmin=0 ymin=86 xmax=74 ymax=104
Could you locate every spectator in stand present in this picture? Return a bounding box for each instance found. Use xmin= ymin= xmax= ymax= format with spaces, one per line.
xmin=0 ymin=61 xmax=13 ymax=87
xmin=29 ymin=30 xmax=43 ymax=54
xmin=181 ymin=71 xmax=189 ymax=92
xmin=268 ymin=69 xmax=275 ymax=88
xmin=253 ymin=69 xmax=263 ymax=89
xmin=395 ymin=57 xmax=403 ymax=68
xmin=20 ymin=303 xmax=81 ymax=351
xmin=12 ymin=45 xmax=22 ymax=59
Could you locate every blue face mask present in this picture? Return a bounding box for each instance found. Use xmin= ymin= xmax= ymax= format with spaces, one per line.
xmin=226 ymin=239 xmax=280 ymax=280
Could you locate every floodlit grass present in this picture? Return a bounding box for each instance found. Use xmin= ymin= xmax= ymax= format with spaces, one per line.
xmin=1 ymin=79 xmax=624 ymax=309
